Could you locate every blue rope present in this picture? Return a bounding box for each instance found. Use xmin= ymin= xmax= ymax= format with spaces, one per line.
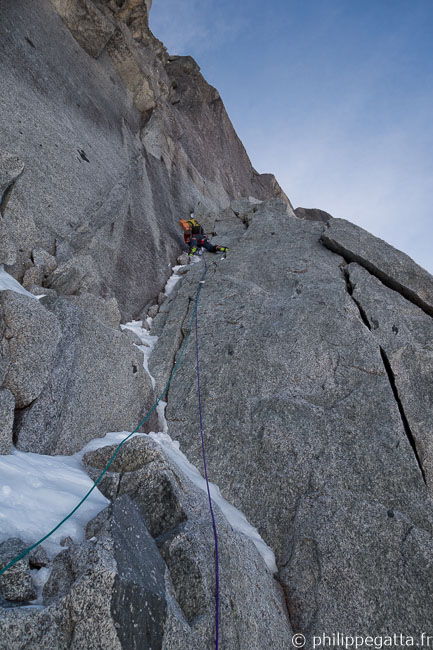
xmin=194 ymin=259 xmax=220 ymax=649
xmin=0 ymin=262 xmax=207 ymax=577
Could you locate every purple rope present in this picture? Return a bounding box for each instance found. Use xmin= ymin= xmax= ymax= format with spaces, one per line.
xmin=194 ymin=262 xmax=220 ymax=649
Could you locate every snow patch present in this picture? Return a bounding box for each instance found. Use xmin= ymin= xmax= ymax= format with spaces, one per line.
xmin=148 ymin=431 xmax=278 ymax=573
xmin=121 ymin=319 xmax=158 ymax=388
xmin=0 ymin=449 xmax=109 ymax=558
xmin=30 ymin=566 xmax=51 ymax=605
xmin=0 ymin=265 xmax=37 ymax=299
xmin=156 ymin=400 xmax=168 ymax=433
xmin=163 ymin=265 xmax=183 ymax=296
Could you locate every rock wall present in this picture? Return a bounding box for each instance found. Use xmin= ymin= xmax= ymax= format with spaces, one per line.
xmin=0 ymin=0 xmax=287 ymax=320
xmin=0 ymin=2 xmax=293 ymax=647
xmin=2 ymin=0 xmax=433 ymax=648
xmin=150 ymin=199 xmax=433 ymax=638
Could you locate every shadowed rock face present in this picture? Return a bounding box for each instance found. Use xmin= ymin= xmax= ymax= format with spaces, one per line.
xmin=150 ymin=198 xmax=433 ymax=637
xmin=14 ymin=296 xmax=156 ymax=455
xmin=0 ymin=0 xmax=286 ymax=320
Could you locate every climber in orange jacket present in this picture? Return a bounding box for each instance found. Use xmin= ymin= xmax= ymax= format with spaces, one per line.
xmin=179 ymin=217 xmax=229 ymax=257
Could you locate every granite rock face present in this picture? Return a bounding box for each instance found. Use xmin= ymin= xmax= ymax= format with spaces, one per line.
xmin=0 ymin=0 xmax=286 ymax=320
xmin=321 ymin=217 xmax=433 ymax=316
xmin=0 ymin=152 xmax=24 ymax=266
xmin=0 ymin=388 xmax=14 ymax=455
xmin=14 ymin=296 xmax=156 ymax=455
xmin=0 ymin=152 xmax=24 ymax=199
xmin=0 ymin=538 xmax=37 ymax=603
xmin=348 ymin=262 xmax=433 ymax=494
xmin=1 ymin=0 xmax=433 ymax=646
xmin=150 ymin=199 xmax=433 ymax=639
xmin=0 ymin=291 xmax=61 ymax=408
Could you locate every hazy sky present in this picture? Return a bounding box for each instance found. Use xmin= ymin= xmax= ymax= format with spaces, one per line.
xmin=150 ymin=0 xmax=433 ymax=273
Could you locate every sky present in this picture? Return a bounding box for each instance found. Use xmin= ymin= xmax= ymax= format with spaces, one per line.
xmin=150 ymin=0 xmax=433 ymax=274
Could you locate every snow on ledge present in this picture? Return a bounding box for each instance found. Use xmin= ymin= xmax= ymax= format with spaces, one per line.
xmin=148 ymin=431 xmax=278 ymax=574
xmin=0 ymin=448 xmax=109 ymax=557
xmin=120 ymin=319 xmax=158 ymax=388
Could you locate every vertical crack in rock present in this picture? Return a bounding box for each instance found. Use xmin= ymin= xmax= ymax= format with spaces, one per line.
xmin=379 ymin=347 xmax=427 ymax=485
xmin=341 ymin=264 xmax=372 ymax=330
xmin=165 ymin=294 xmax=194 ymax=406
xmin=340 ymin=263 xmax=427 ymax=484
xmin=274 ymin=573 xmax=296 ymax=632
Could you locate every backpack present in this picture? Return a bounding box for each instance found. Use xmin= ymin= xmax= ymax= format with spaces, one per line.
xmin=179 ymin=218 xmax=203 ymax=235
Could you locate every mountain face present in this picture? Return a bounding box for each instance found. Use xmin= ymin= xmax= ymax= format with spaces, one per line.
xmin=1 ymin=2 xmax=433 ymax=649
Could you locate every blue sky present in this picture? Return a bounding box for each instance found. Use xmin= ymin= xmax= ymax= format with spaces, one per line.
xmin=150 ymin=0 xmax=433 ymax=273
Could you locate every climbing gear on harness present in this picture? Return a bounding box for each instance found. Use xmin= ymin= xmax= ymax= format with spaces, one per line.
xmin=188 ymin=217 xmax=201 ymax=230
xmin=216 ymin=246 xmax=229 ymax=253
xmin=189 ymin=247 xmax=197 ymax=256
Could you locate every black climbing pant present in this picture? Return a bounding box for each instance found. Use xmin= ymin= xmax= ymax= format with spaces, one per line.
xmin=190 ymin=236 xmax=218 ymax=254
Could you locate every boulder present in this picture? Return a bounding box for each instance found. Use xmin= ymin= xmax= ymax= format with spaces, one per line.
xmin=321 ymin=217 xmax=433 ymax=316
xmin=147 ymin=303 xmax=159 ymax=319
xmin=0 ymin=185 xmax=37 ymax=279
xmin=0 ymin=538 xmax=36 ymax=602
xmin=28 ymin=545 xmax=50 ymax=569
xmin=0 ymin=603 xmax=68 ymax=648
xmin=176 ymin=252 xmax=189 ymax=266
xmin=0 ymin=291 xmax=61 ymax=408
xmin=15 ymin=296 xmax=156 ymax=455
xmin=0 ymin=388 xmax=14 ymax=454
xmin=84 ymin=437 xmax=187 ymax=538
xmin=32 ymin=248 xmax=57 ymax=274
xmin=46 ymin=254 xmax=104 ymax=296
xmin=22 ymin=265 xmax=44 ymax=289
xmin=83 ymin=435 xmax=163 ymax=473
xmin=295 ymin=206 xmax=333 ymax=222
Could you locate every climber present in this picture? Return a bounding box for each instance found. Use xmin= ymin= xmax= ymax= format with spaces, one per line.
xmin=179 ymin=217 xmax=229 ymax=257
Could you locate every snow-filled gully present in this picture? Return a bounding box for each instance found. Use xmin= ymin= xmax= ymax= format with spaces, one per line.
xmin=0 ymin=262 xmax=277 ymax=608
